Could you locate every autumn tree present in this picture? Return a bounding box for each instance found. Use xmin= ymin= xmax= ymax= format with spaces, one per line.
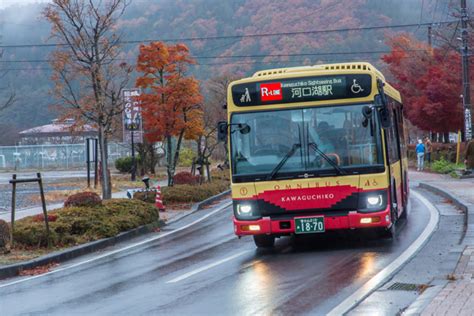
xmin=136 ymin=42 xmax=203 ymax=186
xmin=382 ymin=34 xmax=463 ymax=141
xmin=44 ymin=0 xmax=132 ymax=199
xmin=194 ymin=74 xmax=238 ymax=181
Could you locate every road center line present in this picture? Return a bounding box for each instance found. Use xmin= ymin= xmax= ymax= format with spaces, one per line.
xmin=0 ymin=201 xmax=232 ymax=289
xmin=166 ymin=250 xmax=250 ymax=284
xmin=328 ymin=189 xmax=439 ymax=315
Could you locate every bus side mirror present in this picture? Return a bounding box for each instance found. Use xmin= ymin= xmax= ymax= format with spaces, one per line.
xmin=217 ymin=121 xmax=228 ymax=142
xmin=379 ymin=108 xmax=391 ymax=129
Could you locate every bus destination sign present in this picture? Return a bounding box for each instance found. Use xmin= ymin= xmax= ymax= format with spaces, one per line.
xmin=232 ymin=74 xmax=372 ymax=106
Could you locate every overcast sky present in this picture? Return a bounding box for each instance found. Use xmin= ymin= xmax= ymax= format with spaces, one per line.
xmin=0 ymin=0 xmax=50 ymax=9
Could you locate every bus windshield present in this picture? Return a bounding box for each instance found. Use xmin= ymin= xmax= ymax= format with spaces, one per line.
xmin=230 ymin=104 xmax=384 ymax=180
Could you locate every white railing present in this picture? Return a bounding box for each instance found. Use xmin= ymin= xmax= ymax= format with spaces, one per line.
xmin=0 ymin=143 xmax=131 ymax=170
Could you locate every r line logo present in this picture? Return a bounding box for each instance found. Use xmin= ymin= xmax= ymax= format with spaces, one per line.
xmin=260 ymin=82 xmax=282 ymax=101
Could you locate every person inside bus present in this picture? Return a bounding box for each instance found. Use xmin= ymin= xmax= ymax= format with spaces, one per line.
xmin=307 ymin=121 xmax=337 ymax=167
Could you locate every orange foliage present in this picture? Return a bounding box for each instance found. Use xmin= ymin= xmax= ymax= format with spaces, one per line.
xmin=136 ymin=42 xmax=204 ymax=142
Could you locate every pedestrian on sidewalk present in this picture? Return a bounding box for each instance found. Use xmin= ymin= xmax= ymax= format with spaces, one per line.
xmin=416 ymin=139 xmax=425 ymax=171
xmin=465 ymin=138 xmax=474 ymax=173
xmin=424 ymin=136 xmax=432 ymax=166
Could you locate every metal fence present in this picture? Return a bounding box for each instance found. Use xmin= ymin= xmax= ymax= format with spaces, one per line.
xmin=0 ymin=143 xmax=131 ymax=170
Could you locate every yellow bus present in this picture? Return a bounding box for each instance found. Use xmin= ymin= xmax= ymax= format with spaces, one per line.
xmin=218 ymin=62 xmax=409 ymax=248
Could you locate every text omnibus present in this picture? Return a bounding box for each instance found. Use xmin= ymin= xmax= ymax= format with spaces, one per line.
xmin=218 ymin=62 xmax=409 ymax=248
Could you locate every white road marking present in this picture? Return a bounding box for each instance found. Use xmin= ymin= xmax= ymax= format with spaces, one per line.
xmin=166 ymin=250 xmax=250 ymax=284
xmin=0 ymin=201 xmax=232 ymax=289
xmin=328 ymin=189 xmax=439 ymax=316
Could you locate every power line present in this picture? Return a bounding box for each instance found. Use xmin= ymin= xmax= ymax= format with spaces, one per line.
xmin=0 ymin=20 xmax=458 ymax=49
xmin=0 ymin=49 xmax=432 ymax=64
xmin=0 ymin=54 xmax=433 ymax=72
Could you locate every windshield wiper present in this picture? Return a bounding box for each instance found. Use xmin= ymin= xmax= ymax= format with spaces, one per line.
xmin=308 ymin=142 xmax=346 ymax=175
xmin=266 ymin=143 xmax=301 ymax=180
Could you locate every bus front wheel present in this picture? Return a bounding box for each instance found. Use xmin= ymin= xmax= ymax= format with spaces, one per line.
xmin=253 ymin=235 xmax=275 ymax=248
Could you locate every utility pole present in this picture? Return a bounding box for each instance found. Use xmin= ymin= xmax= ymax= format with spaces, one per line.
xmin=461 ymin=0 xmax=473 ymax=140
xmin=428 ymin=24 xmax=432 ymax=48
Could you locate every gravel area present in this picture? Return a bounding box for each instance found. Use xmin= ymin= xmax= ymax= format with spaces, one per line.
xmin=0 ymin=180 xmax=82 ymax=213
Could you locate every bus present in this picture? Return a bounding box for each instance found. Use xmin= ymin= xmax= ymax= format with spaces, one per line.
xmin=218 ymin=62 xmax=409 ymax=248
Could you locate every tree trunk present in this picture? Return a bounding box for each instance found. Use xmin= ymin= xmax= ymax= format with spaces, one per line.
xmin=166 ymin=136 xmax=174 ymax=186
xmin=147 ymin=143 xmax=157 ymax=175
xmin=443 ymin=132 xmax=450 ymax=143
xmin=99 ymin=125 xmax=111 ymax=199
xmin=170 ymin=130 xmax=185 ymax=183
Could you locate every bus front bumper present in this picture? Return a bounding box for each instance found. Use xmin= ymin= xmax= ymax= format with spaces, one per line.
xmin=233 ymin=206 xmax=391 ymax=236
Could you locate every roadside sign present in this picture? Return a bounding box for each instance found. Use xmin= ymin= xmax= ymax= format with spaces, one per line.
xmin=465 ymin=108 xmax=472 ymax=141
xmin=122 ymin=88 xmax=143 ymax=144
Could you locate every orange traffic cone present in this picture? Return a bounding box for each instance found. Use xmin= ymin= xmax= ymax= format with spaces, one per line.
xmin=155 ymin=185 xmax=165 ymax=211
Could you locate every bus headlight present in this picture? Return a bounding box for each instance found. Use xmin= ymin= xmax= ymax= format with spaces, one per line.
xmin=367 ymin=195 xmax=383 ymax=208
xmin=233 ymin=201 xmax=260 ymax=219
xmin=358 ymin=190 xmax=387 ymax=213
xmin=237 ymin=204 xmax=252 ymax=215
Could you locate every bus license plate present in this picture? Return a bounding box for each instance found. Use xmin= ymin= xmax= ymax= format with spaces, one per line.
xmin=295 ymin=217 xmax=325 ymax=234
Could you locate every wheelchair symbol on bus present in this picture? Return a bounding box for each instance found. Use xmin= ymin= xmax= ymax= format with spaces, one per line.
xmin=350 ymin=79 xmax=364 ymax=94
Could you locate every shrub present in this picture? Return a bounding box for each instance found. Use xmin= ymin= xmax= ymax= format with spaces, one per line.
xmin=64 ymin=192 xmax=102 ymax=208
xmin=133 ymin=190 xmax=157 ymax=204
xmin=173 ymin=171 xmax=200 ymax=185
xmin=13 ymin=199 xmax=159 ymax=248
xmin=162 ymin=180 xmax=229 ymax=204
xmin=211 ymin=169 xmax=230 ymax=181
xmin=178 ymin=147 xmax=196 ymax=167
xmin=33 ymin=214 xmax=58 ymax=223
xmin=0 ymin=219 xmax=11 ymax=253
xmin=431 ymin=158 xmax=456 ymax=174
xmin=115 ymin=156 xmax=133 ymax=173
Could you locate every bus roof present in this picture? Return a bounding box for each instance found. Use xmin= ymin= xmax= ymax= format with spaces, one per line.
xmin=227 ymin=62 xmax=401 ymax=109
xmin=252 ymin=62 xmax=386 ymax=81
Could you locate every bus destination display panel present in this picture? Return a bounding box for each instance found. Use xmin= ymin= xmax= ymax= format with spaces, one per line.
xmin=232 ymin=74 xmax=372 ymax=107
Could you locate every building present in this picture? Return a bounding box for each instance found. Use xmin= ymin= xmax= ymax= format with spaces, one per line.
xmin=19 ymin=119 xmax=98 ymax=145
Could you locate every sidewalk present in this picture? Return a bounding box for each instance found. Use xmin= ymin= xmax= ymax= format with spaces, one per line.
xmin=408 ymin=170 xmax=474 ymax=315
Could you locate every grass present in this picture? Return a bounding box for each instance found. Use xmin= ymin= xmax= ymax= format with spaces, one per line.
xmin=0 ymin=247 xmax=58 ymax=265
xmin=26 ymin=174 xmax=167 ymax=205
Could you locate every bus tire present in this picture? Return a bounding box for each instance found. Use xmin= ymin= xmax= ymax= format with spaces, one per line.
xmin=399 ymin=202 xmax=408 ymax=220
xmin=380 ymin=186 xmax=398 ymax=239
xmin=253 ymin=235 xmax=275 ymax=248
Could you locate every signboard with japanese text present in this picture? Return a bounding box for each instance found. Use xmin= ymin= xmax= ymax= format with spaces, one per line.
xmin=232 ymin=74 xmax=372 ymax=107
xmin=465 ymin=108 xmax=472 ymax=140
xmin=122 ymin=88 xmax=143 ymax=144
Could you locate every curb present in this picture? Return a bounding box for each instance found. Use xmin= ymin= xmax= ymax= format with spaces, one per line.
xmin=0 ymin=189 xmax=231 ymax=280
xmin=402 ymin=182 xmax=474 ymax=315
xmin=165 ymin=189 xmax=231 ymax=225
xmin=418 ymin=182 xmax=474 ymax=244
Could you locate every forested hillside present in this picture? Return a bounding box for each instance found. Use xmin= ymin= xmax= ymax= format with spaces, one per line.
xmin=0 ymin=0 xmax=464 ymax=139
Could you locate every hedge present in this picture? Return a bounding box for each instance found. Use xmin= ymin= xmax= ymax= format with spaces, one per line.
xmin=162 ymin=180 xmax=229 ymax=204
xmin=13 ymin=199 xmax=159 ymax=248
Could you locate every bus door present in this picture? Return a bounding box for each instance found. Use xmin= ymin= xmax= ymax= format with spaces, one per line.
xmin=385 ymin=100 xmax=403 ymax=216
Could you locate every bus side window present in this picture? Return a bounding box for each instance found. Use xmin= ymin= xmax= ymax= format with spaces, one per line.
xmin=386 ymin=105 xmax=400 ymax=164
xmin=395 ymin=105 xmax=407 ymax=160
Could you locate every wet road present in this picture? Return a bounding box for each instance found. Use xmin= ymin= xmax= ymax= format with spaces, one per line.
xmin=0 ymin=191 xmax=432 ymax=315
